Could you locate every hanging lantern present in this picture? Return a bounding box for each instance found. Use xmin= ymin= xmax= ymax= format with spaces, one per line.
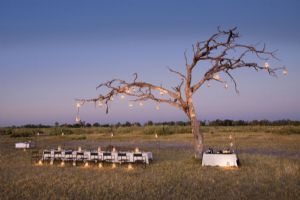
xmin=98 ymin=101 xmax=103 ymax=107
xmin=264 ymin=62 xmax=270 ymax=69
xmin=283 ymin=68 xmax=288 ymax=76
xmin=213 ymin=73 xmax=221 ymax=80
xmin=76 ymin=102 xmax=81 ymax=108
xmin=224 ymin=83 xmax=228 ymax=89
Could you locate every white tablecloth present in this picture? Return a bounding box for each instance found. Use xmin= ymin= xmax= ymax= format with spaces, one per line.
xmin=15 ymin=142 xmax=31 ymax=149
xmin=202 ymin=153 xmax=238 ymax=167
xmin=43 ymin=150 xmax=153 ymax=164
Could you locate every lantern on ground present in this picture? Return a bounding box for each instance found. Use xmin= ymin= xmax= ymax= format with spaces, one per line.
xmin=128 ymin=164 xmax=133 ymax=170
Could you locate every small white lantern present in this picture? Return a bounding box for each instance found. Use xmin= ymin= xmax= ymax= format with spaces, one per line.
xmin=283 ymin=68 xmax=288 ymax=76
xmin=213 ymin=73 xmax=221 ymax=80
xmin=264 ymin=62 xmax=270 ymax=69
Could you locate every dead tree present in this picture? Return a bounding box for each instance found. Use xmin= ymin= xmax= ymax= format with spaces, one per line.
xmin=76 ymin=27 xmax=287 ymax=159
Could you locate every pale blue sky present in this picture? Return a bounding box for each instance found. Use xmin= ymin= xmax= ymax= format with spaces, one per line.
xmin=0 ymin=0 xmax=299 ymax=126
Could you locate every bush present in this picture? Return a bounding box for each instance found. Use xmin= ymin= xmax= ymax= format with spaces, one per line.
xmin=0 ymin=128 xmax=14 ymax=135
xmin=10 ymin=131 xmax=33 ymax=137
xmin=143 ymin=126 xmax=174 ymax=135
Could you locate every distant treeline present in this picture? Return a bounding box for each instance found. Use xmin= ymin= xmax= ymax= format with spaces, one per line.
xmin=3 ymin=119 xmax=300 ymax=128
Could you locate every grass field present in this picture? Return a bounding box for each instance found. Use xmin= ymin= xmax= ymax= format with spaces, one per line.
xmin=0 ymin=126 xmax=299 ymax=199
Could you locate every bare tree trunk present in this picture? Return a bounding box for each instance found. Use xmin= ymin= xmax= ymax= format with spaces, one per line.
xmin=187 ymin=98 xmax=204 ymax=159
xmin=190 ymin=114 xmax=204 ymax=159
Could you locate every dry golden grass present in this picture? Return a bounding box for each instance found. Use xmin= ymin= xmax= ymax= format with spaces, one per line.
xmin=0 ymin=126 xmax=299 ymax=199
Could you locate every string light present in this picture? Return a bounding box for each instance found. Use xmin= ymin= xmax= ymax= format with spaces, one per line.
xmin=264 ymin=62 xmax=270 ymax=69
xmin=120 ymin=94 xmax=125 ymax=99
xmin=129 ymin=103 xmax=133 ymax=107
xmin=139 ymin=102 xmax=144 ymax=106
xmin=206 ymin=82 xmax=211 ymax=88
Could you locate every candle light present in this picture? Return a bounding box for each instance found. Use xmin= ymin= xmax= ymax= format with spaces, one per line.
xmin=112 ymin=163 xmax=116 ymax=169
xmin=128 ymin=164 xmax=133 ymax=170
